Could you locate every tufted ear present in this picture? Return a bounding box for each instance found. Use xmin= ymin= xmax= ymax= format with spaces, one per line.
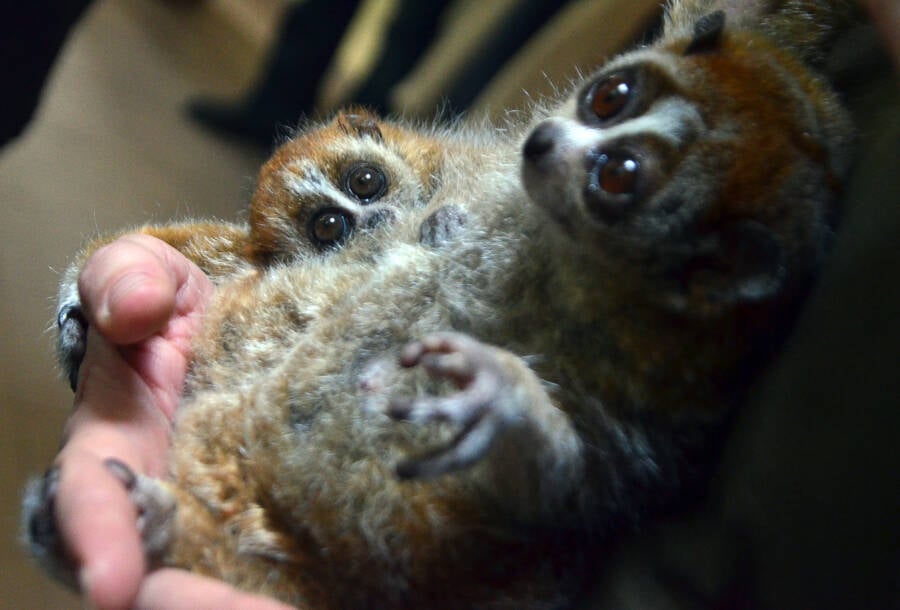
xmin=684 ymin=10 xmax=726 ymax=55
xmin=335 ymin=108 xmax=383 ymax=141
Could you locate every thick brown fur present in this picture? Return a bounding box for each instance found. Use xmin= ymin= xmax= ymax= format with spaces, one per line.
xmin=26 ymin=1 xmax=860 ymax=608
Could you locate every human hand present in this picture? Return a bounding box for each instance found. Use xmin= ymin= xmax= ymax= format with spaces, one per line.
xmin=41 ymin=234 xmax=292 ymax=609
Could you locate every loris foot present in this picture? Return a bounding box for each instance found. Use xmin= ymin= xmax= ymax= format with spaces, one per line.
xmin=57 ymin=303 xmax=87 ymax=390
xmin=387 ymin=332 xmax=533 ymax=479
xmin=103 ymin=458 xmax=176 ymax=565
xmin=22 ymin=465 xmax=78 ymax=589
xmin=22 ymin=459 xmax=176 ymax=590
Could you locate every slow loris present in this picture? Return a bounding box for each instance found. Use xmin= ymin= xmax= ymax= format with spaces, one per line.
xmin=26 ymin=1 xmax=860 ymax=608
xmin=53 ymin=108 xmax=453 ymax=389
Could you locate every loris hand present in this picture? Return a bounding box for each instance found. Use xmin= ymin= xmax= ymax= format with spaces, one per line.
xmin=24 ymin=235 xmax=293 ymax=610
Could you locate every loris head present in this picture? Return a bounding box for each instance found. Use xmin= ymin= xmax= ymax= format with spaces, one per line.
xmin=522 ymin=4 xmax=855 ymax=315
xmin=248 ymin=108 xmax=445 ymax=265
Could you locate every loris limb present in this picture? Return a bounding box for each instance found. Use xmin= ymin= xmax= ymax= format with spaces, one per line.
xmin=382 ymin=332 xmax=585 ymax=524
xmin=23 ymin=458 xmax=176 ymax=590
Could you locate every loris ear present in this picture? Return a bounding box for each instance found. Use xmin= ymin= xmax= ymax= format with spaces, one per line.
xmin=335 ymin=108 xmax=383 ymax=141
xmin=684 ymin=10 xmax=726 ymax=55
xmin=691 ymin=220 xmax=786 ymax=305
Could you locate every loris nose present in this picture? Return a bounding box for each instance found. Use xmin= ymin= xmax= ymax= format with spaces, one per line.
xmin=523 ymin=122 xmax=558 ymax=163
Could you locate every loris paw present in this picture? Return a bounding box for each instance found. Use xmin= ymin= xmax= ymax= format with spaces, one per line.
xmin=22 ymin=465 xmax=78 ymax=590
xmin=22 ymin=460 xmax=176 ymax=589
xmin=386 ymin=332 xmax=525 ymax=479
xmin=419 ymin=205 xmax=467 ymax=248
xmin=57 ymin=303 xmax=87 ymax=391
xmin=103 ymin=459 xmax=176 ymax=565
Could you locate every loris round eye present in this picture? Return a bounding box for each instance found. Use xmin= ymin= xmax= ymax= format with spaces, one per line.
xmin=587 ymin=73 xmax=632 ymax=121
xmin=310 ymin=209 xmax=353 ymax=247
xmin=584 ymin=152 xmax=641 ymax=223
xmin=597 ymin=154 xmax=639 ymax=195
xmin=344 ymin=164 xmax=387 ymax=202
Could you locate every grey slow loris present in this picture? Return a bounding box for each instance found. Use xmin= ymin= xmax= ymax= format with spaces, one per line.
xmin=24 ymin=0 xmax=859 ymax=608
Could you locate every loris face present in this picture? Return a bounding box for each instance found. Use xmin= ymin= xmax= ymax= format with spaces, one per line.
xmin=522 ymin=11 xmax=852 ymax=311
xmin=248 ymin=109 xmax=444 ymax=265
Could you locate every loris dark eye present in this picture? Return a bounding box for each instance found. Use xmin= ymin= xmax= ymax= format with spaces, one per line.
xmin=344 ymin=164 xmax=387 ymax=203
xmin=584 ymin=152 xmax=641 ymax=223
xmin=310 ymin=209 xmax=353 ymax=247
xmin=597 ymin=154 xmax=639 ymax=195
xmin=585 ymin=73 xmax=633 ymax=122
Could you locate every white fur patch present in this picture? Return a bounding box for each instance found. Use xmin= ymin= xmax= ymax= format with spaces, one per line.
xmin=548 ymin=96 xmax=704 ymax=155
xmin=281 ymin=161 xmax=344 ymax=203
xmin=605 ymin=97 xmax=704 ymax=145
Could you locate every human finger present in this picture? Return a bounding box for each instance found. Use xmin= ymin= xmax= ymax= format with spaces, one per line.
xmin=78 ymin=233 xmax=213 ymax=347
xmin=54 ymin=327 xmax=174 ymax=609
xmin=135 ymin=568 xmax=297 ymax=610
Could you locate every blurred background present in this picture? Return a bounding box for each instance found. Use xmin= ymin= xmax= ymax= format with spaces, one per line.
xmin=0 ymin=1 xmax=896 ymax=608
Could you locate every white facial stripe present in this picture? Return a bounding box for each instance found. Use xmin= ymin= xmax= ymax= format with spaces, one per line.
xmin=554 ymin=96 xmax=702 ymax=155
xmin=281 ymin=160 xmax=347 ymax=204
xmin=338 ymin=138 xmax=388 ymax=159
xmin=555 ymin=50 xmax=704 ymax=150
xmin=602 ymin=97 xmax=703 ymax=146
xmin=556 ymin=118 xmax=605 ymax=150
xmin=603 ymin=47 xmax=683 ymax=80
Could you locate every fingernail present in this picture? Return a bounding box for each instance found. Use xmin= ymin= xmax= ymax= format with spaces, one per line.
xmin=388 ymin=398 xmax=413 ymax=420
xmin=395 ymin=459 xmax=420 ymax=479
xmin=103 ymin=458 xmax=136 ymax=490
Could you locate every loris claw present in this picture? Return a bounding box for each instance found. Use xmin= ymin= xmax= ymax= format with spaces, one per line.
xmin=103 ymin=458 xmax=177 ymax=566
xmin=386 ymin=332 xmax=541 ymax=479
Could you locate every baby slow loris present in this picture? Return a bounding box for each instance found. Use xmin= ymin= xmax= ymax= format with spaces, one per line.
xmin=25 ymin=0 xmax=859 ymax=607
xmin=51 ymin=108 xmax=453 ymax=390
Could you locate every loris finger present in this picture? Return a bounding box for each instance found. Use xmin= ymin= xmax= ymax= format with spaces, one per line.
xmin=396 ymin=418 xmax=501 ymax=479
